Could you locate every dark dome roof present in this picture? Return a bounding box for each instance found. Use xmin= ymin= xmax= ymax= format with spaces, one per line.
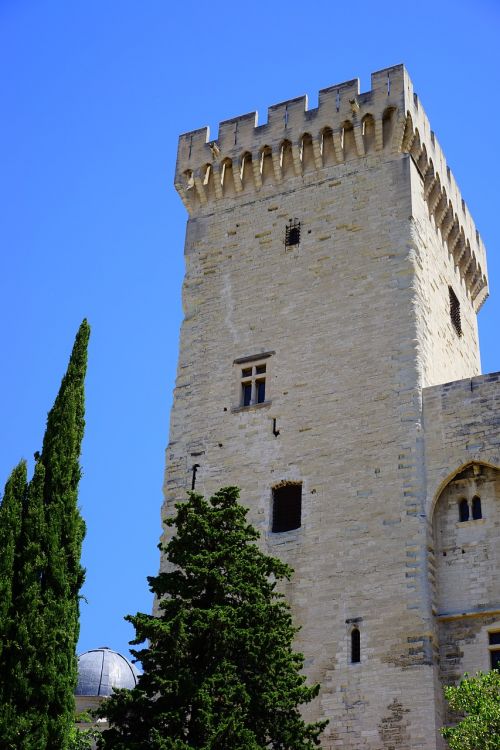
xmin=76 ymin=646 xmax=141 ymax=697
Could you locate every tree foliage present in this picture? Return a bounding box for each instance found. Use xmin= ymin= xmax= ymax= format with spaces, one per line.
xmin=68 ymin=715 xmax=102 ymax=750
xmin=441 ymin=670 xmax=500 ymax=750
xmin=0 ymin=461 xmax=27 ymax=644
xmin=99 ymin=486 xmax=326 ymax=750
xmin=0 ymin=320 xmax=90 ymax=750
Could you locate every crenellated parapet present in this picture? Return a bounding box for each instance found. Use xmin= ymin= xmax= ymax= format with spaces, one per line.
xmin=175 ymin=65 xmax=408 ymax=213
xmin=174 ymin=64 xmax=488 ymax=310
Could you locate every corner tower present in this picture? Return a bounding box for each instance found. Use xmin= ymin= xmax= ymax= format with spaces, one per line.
xmin=163 ymin=65 xmax=490 ymax=749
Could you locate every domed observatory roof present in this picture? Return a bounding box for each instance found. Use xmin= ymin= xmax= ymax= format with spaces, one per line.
xmin=76 ymin=646 xmax=141 ymax=697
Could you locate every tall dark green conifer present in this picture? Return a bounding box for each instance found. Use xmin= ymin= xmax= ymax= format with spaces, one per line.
xmin=0 ymin=320 xmax=90 ymax=750
xmin=0 ymin=461 xmax=49 ymax=748
xmin=0 ymin=461 xmax=27 ymax=666
xmin=99 ymin=486 xmax=327 ymax=750
xmin=38 ymin=318 xmax=89 ymax=749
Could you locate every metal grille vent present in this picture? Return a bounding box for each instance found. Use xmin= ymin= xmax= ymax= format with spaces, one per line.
xmin=449 ymin=286 xmax=462 ymax=336
xmin=285 ymin=218 xmax=301 ymax=247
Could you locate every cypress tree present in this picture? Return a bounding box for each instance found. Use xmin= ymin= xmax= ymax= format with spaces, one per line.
xmin=0 ymin=320 xmax=90 ymax=750
xmin=38 ymin=318 xmax=89 ymax=749
xmin=0 ymin=461 xmax=27 ymax=648
xmin=99 ymin=486 xmax=327 ymax=750
xmin=0 ymin=461 xmax=49 ymax=748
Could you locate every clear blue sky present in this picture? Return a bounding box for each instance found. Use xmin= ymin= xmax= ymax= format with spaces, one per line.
xmin=0 ymin=0 xmax=499 ymax=662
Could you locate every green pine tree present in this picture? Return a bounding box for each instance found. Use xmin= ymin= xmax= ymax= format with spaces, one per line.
xmin=0 ymin=320 xmax=90 ymax=750
xmin=99 ymin=486 xmax=327 ymax=750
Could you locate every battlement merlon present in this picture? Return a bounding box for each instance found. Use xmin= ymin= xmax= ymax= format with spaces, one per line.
xmin=174 ymin=64 xmax=488 ymax=311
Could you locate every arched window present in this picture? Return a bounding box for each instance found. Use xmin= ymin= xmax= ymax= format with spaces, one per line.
xmin=459 ymin=498 xmax=469 ymax=522
xmin=472 ymin=496 xmax=482 ymax=520
xmin=351 ymin=628 xmax=360 ymax=664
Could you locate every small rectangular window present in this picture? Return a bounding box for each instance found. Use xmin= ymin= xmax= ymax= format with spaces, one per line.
xmin=237 ymin=357 xmax=269 ymax=408
xmin=272 ymin=483 xmax=302 ymax=532
xmin=489 ymin=632 xmax=500 ymax=646
xmin=285 ymin=218 xmax=301 ymax=247
xmin=449 ymin=286 xmax=462 ymax=336
xmin=491 ymin=650 xmax=500 ymax=670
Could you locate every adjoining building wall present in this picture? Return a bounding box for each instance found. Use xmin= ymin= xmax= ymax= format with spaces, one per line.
xmin=163 ymin=66 xmax=496 ymax=749
xmin=423 ymin=372 xmax=500 ymax=722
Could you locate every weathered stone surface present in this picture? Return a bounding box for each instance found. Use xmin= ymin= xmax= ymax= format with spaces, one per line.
xmin=162 ymin=65 xmax=499 ymax=749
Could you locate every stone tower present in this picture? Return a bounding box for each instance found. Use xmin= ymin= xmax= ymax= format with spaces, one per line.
xmin=163 ymin=64 xmax=500 ymax=749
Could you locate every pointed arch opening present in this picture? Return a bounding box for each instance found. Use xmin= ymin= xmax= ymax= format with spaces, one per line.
xmin=183 ymin=169 xmax=194 ymax=190
xmin=220 ymin=158 xmax=236 ymax=198
xmin=362 ymin=114 xmax=375 ymax=153
xmin=320 ymin=127 xmax=335 ymax=166
xmin=259 ymin=145 xmax=274 ymax=184
xmin=417 ymin=143 xmax=428 ymax=176
xmin=431 ymin=462 xmax=500 ymax=617
xmin=409 ymin=128 xmax=422 ymax=161
xmin=382 ymin=106 xmax=397 ymax=148
xmin=201 ymin=163 xmax=216 ymax=201
xmin=341 ymin=120 xmax=356 ymax=159
xmin=240 ymin=152 xmax=253 ymax=189
xmin=280 ymin=139 xmax=294 ymax=178
xmin=300 ymin=133 xmax=315 ymax=172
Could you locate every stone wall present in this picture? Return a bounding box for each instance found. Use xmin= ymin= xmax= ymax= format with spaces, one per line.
xmin=162 ymin=67 xmax=496 ymax=749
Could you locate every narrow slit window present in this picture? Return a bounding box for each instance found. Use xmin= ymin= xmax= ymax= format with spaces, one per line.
xmin=458 ymin=498 xmax=469 ymax=522
xmin=285 ymin=218 xmax=301 ymax=247
xmin=472 ymin=496 xmax=482 ymax=520
xmin=351 ymin=628 xmax=361 ymax=664
xmin=449 ymin=286 xmax=462 ymax=336
xmin=272 ymin=483 xmax=302 ymax=532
